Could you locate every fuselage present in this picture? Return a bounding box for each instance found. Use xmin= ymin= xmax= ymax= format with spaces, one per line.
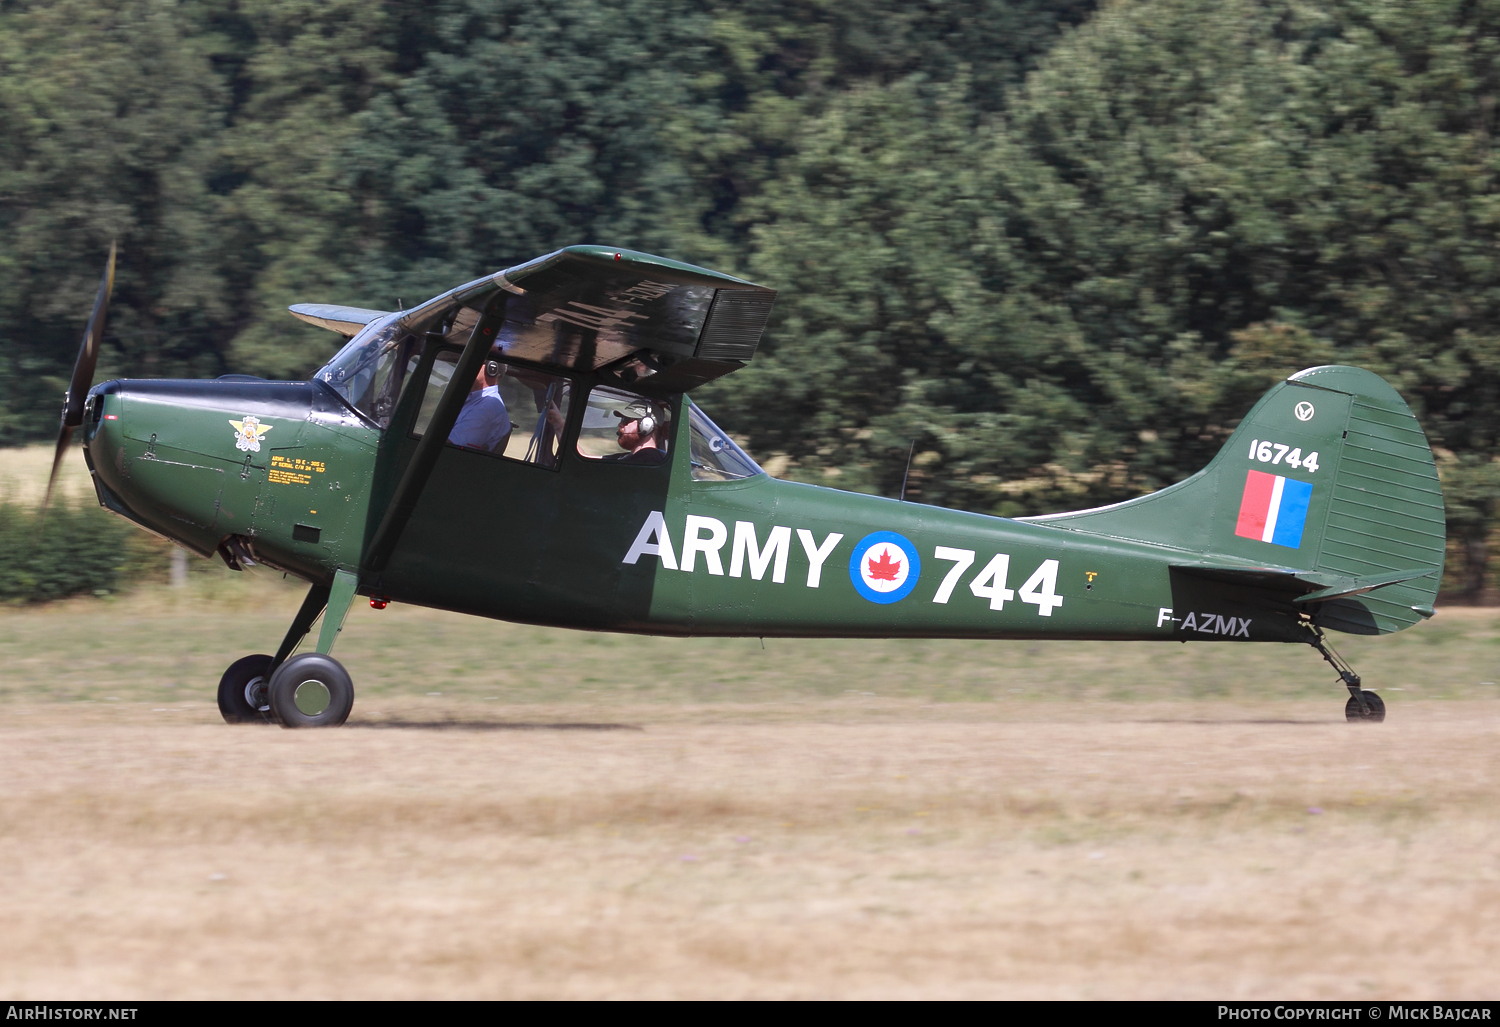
xmin=82 ymin=374 xmax=1307 ymax=645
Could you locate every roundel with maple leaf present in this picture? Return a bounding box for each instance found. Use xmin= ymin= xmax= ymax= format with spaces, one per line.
xmin=848 ymin=531 xmax=921 ymax=604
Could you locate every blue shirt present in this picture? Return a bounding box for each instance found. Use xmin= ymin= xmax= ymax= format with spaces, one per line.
xmin=449 ymin=385 xmax=511 ymax=453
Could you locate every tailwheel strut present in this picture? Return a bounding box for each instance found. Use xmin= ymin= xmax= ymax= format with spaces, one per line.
xmin=1305 ymin=624 xmax=1384 ymax=723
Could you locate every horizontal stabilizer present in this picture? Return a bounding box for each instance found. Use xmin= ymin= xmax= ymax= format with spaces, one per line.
xmin=289 ymin=303 xmax=392 ymax=337
xmin=1293 ymin=569 xmax=1433 ymax=604
xmin=1170 ymin=562 xmax=1436 ymax=615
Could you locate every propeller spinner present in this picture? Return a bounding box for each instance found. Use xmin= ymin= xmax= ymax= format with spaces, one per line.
xmin=44 ymin=242 xmax=116 ymax=510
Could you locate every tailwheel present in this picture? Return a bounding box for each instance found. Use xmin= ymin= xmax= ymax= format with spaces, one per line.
xmin=1305 ymin=623 xmax=1387 ymax=724
xmin=217 ymin=654 xmax=274 ymax=724
xmin=267 ymin=652 xmax=354 ymax=728
xmin=1345 ymin=690 xmax=1386 ymax=723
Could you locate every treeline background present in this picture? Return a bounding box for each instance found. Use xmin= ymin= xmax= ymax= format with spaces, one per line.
xmin=3 ymin=0 xmax=1500 ymax=600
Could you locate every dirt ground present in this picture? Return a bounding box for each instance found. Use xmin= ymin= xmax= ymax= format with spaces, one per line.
xmin=2 ymin=575 xmax=1497 ymax=998
xmin=1 ymin=697 xmax=1497 ymax=999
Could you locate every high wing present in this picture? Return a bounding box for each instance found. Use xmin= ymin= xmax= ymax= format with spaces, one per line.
xmin=289 ymin=304 xmax=392 ymax=337
xmin=482 ymin=245 xmax=776 ymax=392
xmin=293 ymin=245 xmax=776 ymax=393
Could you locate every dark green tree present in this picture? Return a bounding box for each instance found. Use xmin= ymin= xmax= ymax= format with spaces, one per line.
xmin=0 ymin=0 xmax=232 ymax=442
xmin=716 ymin=0 xmax=1500 ymax=597
xmin=215 ymin=0 xmax=432 ymax=379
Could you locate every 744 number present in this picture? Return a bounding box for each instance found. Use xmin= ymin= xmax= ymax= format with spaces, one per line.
xmin=931 ymin=548 xmax=1064 ymax=616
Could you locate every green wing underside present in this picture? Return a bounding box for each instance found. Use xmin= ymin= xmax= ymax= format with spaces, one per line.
xmin=304 ymin=246 xmax=778 ymax=394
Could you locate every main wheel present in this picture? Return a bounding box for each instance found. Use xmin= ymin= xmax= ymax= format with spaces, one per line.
xmin=217 ymin=654 xmax=274 ymax=724
xmin=1345 ymin=690 xmax=1386 ymax=723
xmin=267 ymin=652 xmax=354 ymax=728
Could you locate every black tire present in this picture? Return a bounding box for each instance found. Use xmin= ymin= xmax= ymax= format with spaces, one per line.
xmin=1345 ymin=690 xmax=1386 ymax=723
xmin=217 ymin=654 xmax=275 ymax=724
xmin=267 ymin=652 xmax=354 ymax=728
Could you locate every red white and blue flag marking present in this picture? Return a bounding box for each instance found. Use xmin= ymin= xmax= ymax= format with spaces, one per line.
xmin=1235 ymin=469 xmax=1313 ymax=549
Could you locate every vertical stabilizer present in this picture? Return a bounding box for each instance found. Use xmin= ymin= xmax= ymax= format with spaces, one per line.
xmin=1024 ymin=366 xmax=1445 ymax=634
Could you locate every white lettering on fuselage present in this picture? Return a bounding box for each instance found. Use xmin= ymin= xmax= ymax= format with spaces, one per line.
xmin=624 ymin=512 xmax=840 ymax=588
xmin=680 ymin=515 xmax=728 ymax=574
xmin=731 ymin=522 xmax=791 ymax=583
xmin=622 ymin=510 xmax=678 ymax=570
xmin=622 ymin=514 xmax=1123 ymax=623
xmin=1159 ymin=607 xmax=1252 ymax=637
xmin=796 ymin=528 xmax=844 ymax=588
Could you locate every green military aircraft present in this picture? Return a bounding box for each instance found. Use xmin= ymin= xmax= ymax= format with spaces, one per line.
xmin=48 ymin=245 xmax=1444 ymax=727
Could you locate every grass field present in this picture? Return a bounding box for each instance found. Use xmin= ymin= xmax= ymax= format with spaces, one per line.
xmin=2 ymin=565 xmax=1498 ymax=707
xmin=3 ymin=443 xmax=1499 ymax=998
xmin=1 ymin=577 xmax=1498 ymax=998
xmin=0 ymin=442 xmax=95 ymax=507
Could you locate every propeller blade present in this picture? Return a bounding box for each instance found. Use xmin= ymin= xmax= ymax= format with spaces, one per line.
xmin=43 ymin=426 xmax=75 ymax=513
xmin=44 ymin=242 xmax=116 ymax=510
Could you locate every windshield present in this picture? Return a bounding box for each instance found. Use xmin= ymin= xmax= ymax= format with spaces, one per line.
xmin=315 ymin=319 xmax=414 ymax=425
xmin=688 ymin=401 xmax=762 ymax=481
xmin=315 ymin=286 xmax=493 ymax=424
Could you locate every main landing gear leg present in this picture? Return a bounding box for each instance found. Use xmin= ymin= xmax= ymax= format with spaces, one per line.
xmin=1306 ymin=626 xmax=1385 ymax=723
xmin=266 ymin=569 xmax=359 ymax=729
xmin=215 ymin=571 xmax=360 ymax=728
xmin=217 ymin=579 xmax=329 ymax=726
xmin=271 ymin=581 xmax=333 ymax=674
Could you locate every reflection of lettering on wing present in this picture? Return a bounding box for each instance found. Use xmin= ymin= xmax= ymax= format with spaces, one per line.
xmin=537 ymin=302 xmax=650 ymax=331
xmin=608 ymin=280 xmax=674 ymax=304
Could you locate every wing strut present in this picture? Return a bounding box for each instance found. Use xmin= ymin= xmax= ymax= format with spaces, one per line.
xmin=361 ymin=296 xmax=509 ymax=574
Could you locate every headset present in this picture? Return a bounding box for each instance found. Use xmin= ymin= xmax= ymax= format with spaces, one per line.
xmin=634 ymin=410 xmax=658 ymax=436
xmin=484 ymin=358 xmax=503 ymax=379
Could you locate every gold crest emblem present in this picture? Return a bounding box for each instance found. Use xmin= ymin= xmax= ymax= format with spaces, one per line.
xmin=229 ymin=415 xmax=272 ymax=453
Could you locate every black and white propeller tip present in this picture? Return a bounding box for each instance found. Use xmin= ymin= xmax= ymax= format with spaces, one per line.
xmin=44 ymin=241 xmax=116 ymax=511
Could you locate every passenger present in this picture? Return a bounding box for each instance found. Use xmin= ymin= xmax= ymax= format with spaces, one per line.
xmin=448 ymin=358 xmax=511 ymax=454
xmin=607 ymin=399 xmax=669 ymax=465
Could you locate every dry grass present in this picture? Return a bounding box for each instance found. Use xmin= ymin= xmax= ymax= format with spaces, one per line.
xmin=0 ymin=442 xmax=94 ymax=506
xmin=3 ymin=569 xmax=1499 ymax=707
xmin=1 ymin=700 xmax=1498 ymax=998
xmin=1 ymin=486 xmax=1498 ymax=997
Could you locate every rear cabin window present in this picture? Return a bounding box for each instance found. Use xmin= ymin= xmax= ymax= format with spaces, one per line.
xmin=413 ymin=350 xmax=572 ymax=469
xmin=687 ymin=401 xmax=762 ymax=481
xmin=575 ymin=386 xmax=671 ymax=466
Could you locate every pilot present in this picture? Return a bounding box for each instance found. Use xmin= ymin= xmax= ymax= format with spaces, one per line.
xmin=448 ymin=358 xmax=511 ymax=454
xmin=608 ymin=399 xmax=669 ymax=465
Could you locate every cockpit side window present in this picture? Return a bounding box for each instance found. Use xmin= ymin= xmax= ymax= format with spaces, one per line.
xmin=575 ymin=387 xmax=671 ymax=466
xmin=687 ymin=401 xmax=762 ymax=481
xmin=412 ymin=349 xmax=573 ymax=469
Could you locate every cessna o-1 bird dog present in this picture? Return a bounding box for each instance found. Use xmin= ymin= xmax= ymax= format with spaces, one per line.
xmin=47 ymin=245 xmax=1444 ymax=727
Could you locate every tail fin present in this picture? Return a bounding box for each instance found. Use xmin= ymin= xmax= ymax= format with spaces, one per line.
xmin=1024 ymin=366 xmax=1445 ymax=635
